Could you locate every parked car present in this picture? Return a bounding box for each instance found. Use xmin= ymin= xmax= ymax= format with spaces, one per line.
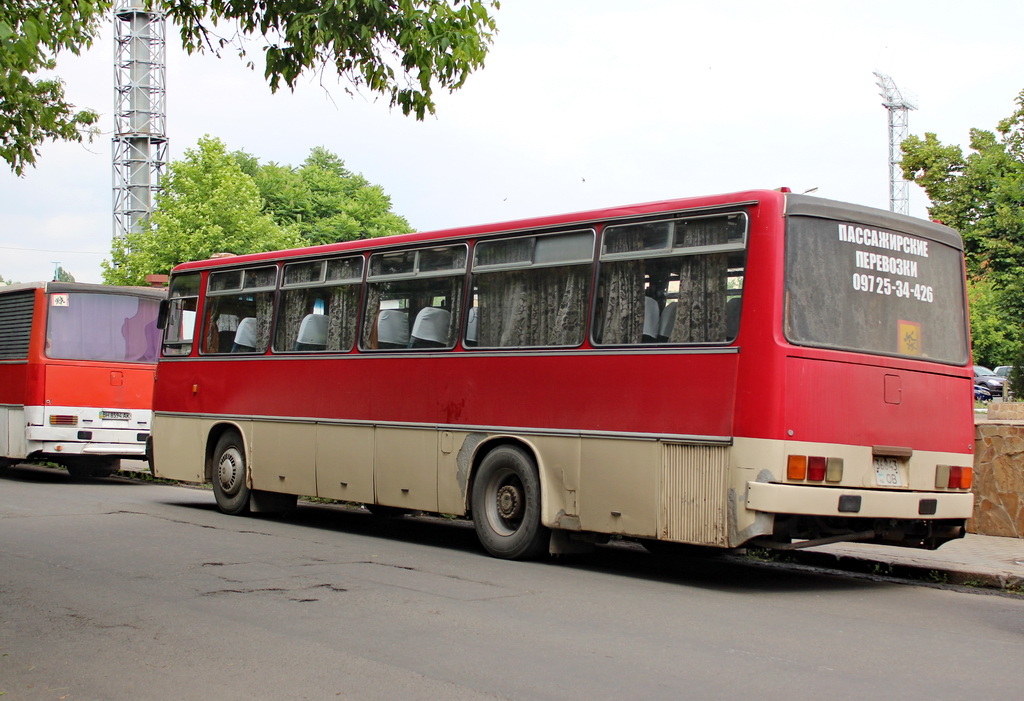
xmin=994 ymin=365 xmax=1012 ymax=377
xmin=975 ymin=384 xmax=994 ymax=402
xmin=974 ymin=366 xmax=1007 ymax=396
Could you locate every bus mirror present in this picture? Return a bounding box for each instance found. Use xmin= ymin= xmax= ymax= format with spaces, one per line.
xmin=156 ymin=299 xmax=169 ymax=330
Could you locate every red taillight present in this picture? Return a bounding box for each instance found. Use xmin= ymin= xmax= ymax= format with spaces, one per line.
xmin=948 ymin=466 xmax=973 ymax=490
xmin=788 ymin=455 xmax=843 ymax=482
xmin=947 ymin=466 xmax=961 ymax=489
xmin=807 ymin=456 xmax=827 ymax=481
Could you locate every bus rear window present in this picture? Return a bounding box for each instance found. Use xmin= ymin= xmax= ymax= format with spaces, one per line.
xmin=46 ymin=292 xmax=161 ymax=363
xmin=784 ymin=216 xmax=969 ymax=364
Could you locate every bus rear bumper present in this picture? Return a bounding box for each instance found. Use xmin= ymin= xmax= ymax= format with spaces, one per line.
xmin=33 ymin=442 xmax=148 ymax=458
xmin=746 ymin=481 xmax=974 ymax=520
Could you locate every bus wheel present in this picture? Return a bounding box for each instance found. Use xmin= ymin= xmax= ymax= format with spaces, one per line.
xmin=90 ymin=458 xmax=119 ymax=478
xmin=212 ymin=431 xmax=251 ymax=515
xmin=471 ymin=445 xmax=549 ymax=560
xmin=65 ymin=457 xmax=117 ymax=479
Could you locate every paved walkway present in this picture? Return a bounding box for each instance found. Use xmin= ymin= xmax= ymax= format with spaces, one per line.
xmin=802 ymin=533 xmax=1024 ymax=589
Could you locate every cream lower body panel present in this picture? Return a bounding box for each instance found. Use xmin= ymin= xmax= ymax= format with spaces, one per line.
xmin=152 ymin=413 xmax=973 ymax=551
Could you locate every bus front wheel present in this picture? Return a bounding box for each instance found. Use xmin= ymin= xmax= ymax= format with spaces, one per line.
xmin=471 ymin=445 xmax=549 ymax=560
xmin=212 ymin=431 xmax=251 ymax=515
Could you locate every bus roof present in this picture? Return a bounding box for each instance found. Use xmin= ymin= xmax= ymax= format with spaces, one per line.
xmin=0 ymin=281 xmax=167 ymax=299
xmin=786 ymin=193 xmax=963 ymax=250
xmin=169 ymin=188 xmax=963 ymax=273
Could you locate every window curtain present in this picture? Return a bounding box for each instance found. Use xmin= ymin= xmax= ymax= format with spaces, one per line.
xmin=328 ymin=285 xmax=360 ymax=351
xmin=669 ymin=219 xmax=729 ymax=343
xmin=279 ymin=265 xmax=317 ymax=349
xmin=254 ymin=293 xmax=274 ymax=352
xmin=361 ymin=284 xmax=384 ymax=348
xmin=477 ymin=265 xmax=589 ymax=347
xmin=596 ymin=227 xmax=646 ymax=344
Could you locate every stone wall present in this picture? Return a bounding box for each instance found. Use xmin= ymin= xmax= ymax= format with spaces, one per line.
xmin=970 ymin=416 xmax=1024 ymax=537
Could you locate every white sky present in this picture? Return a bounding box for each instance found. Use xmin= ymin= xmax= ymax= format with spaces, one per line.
xmin=2 ymin=0 xmax=1022 ymax=284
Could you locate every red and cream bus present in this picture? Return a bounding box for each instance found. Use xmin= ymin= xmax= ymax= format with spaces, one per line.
xmin=151 ymin=189 xmax=975 ymax=558
xmin=0 ymin=281 xmax=164 ymax=478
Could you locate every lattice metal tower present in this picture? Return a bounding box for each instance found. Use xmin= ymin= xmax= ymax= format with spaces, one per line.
xmin=873 ymin=71 xmax=917 ymax=215
xmin=112 ymin=1 xmax=168 ymax=239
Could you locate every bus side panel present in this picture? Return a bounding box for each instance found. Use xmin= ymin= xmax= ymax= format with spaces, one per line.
xmin=0 ymin=363 xmax=29 ymax=459
xmin=315 ymin=424 xmax=375 ymax=504
xmin=43 ymin=363 xmax=155 ymax=411
xmin=579 ymin=438 xmax=659 ymax=538
xmin=374 ymin=427 xmax=438 ymax=512
xmin=151 ymin=414 xmax=210 ymax=483
xmin=1 ymin=406 xmax=28 ymax=458
xmin=250 ymin=421 xmax=318 ymax=496
xmin=156 ymin=353 xmax=738 ymax=440
xmin=0 ymin=363 xmax=29 ymax=406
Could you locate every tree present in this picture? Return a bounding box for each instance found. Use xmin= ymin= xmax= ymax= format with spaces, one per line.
xmin=243 ymin=145 xmax=411 ymax=245
xmin=53 ymin=264 xmax=75 ymax=282
xmin=0 ymin=1 xmax=104 ymax=174
xmin=901 ymin=89 xmax=1024 ymax=367
xmin=103 ymin=136 xmax=303 ymax=285
xmin=3 ymin=0 xmax=499 ymax=175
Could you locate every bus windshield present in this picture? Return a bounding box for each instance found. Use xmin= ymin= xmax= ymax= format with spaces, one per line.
xmin=784 ymin=213 xmax=969 ymax=365
xmin=46 ymin=292 xmax=161 ymax=363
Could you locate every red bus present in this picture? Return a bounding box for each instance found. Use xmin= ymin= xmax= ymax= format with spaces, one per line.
xmin=152 ymin=189 xmax=975 ymax=558
xmin=0 ymin=282 xmax=164 ymax=478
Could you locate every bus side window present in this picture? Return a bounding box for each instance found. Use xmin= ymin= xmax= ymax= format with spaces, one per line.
xmin=469 ymin=231 xmax=593 ymax=348
xmin=202 ymin=266 xmax=276 ymax=354
xmin=361 ymin=245 xmax=466 ymax=352
xmin=594 ymin=214 xmax=746 ymax=345
xmin=275 ymin=257 xmax=363 ymax=353
xmin=162 ymin=273 xmax=201 ymax=356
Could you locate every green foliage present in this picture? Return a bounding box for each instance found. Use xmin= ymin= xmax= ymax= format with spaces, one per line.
xmin=0 ymin=0 xmax=104 ymax=175
xmin=966 ymin=278 xmax=1021 ymax=368
xmin=238 ymin=144 xmax=412 ymax=244
xmin=167 ymin=0 xmax=500 ymax=120
xmin=104 ymin=138 xmax=409 ymax=284
xmin=53 ymin=264 xmax=74 ymax=282
xmin=901 ymin=89 xmax=1024 ymax=365
xmin=103 ymin=136 xmax=303 ymax=285
xmin=3 ymin=1 xmax=498 ymax=175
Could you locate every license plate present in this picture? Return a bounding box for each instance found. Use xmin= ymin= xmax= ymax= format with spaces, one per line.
xmin=874 ymin=456 xmax=902 ymax=487
xmin=100 ymin=410 xmax=131 ymax=421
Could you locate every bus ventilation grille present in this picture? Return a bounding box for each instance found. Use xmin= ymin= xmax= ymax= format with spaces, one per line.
xmin=660 ymin=444 xmax=729 ymax=547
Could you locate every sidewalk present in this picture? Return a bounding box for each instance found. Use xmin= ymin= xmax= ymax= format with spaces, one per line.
xmin=795 ymin=533 xmax=1024 ymax=590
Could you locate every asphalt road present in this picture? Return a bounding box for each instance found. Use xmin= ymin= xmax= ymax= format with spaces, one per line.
xmin=1 ymin=463 xmax=1021 ymax=700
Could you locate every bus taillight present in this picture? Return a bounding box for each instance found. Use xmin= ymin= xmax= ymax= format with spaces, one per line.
xmin=787 ymin=455 xmax=843 ymax=483
xmin=807 ymin=456 xmax=826 ymax=481
xmin=935 ymin=465 xmax=972 ymax=490
xmin=49 ymin=415 xmax=78 ymax=426
xmin=787 ymin=455 xmax=807 ymax=480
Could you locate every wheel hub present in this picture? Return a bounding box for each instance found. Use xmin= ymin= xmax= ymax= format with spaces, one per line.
xmin=496 ymin=484 xmax=523 ymax=520
xmin=218 ymin=453 xmax=239 ymax=491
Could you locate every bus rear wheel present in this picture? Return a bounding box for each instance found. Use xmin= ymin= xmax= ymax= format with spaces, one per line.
xmin=65 ymin=456 xmax=118 ymax=479
xmin=471 ymin=445 xmax=549 ymax=560
xmin=212 ymin=431 xmax=251 ymax=515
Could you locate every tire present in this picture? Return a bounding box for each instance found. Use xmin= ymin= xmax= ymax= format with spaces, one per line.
xmin=64 ymin=456 xmax=118 ymax=479
xmin=471 ymin=445 xmax=549 ymax=560
xmin=212 ymin=431 xmax=251 ymax=515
